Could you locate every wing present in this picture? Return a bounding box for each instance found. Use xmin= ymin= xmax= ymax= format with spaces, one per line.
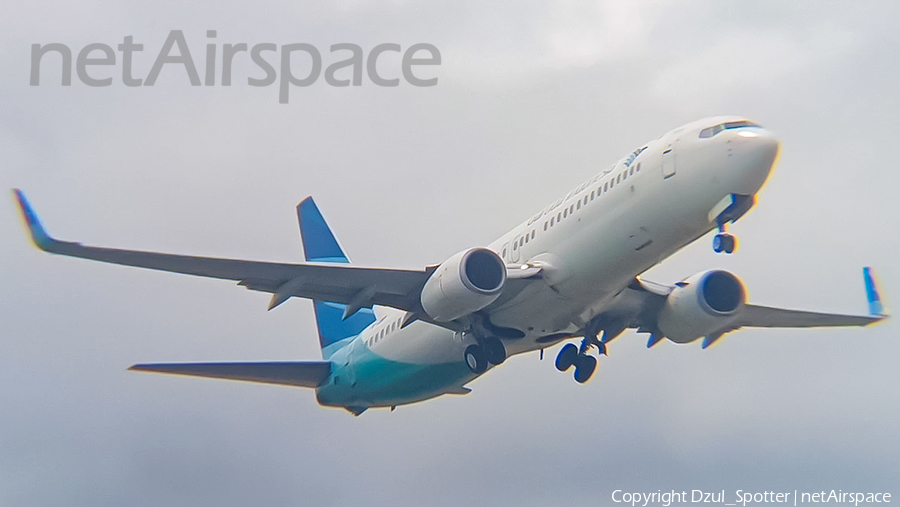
xmin=733 ymin=304 xmax=883 ymax=328
xmin=731 ymin=266 xmax=886 ymax=329
xmin=13 ymin=190 xmax=541 ymax=322
xmin=129 ymin=361 xmax=332 ymax=388
xmin=14 ymin=189 xmax=429 ymax=312
xmin=590 ymin=270 xmax=886 ymax=349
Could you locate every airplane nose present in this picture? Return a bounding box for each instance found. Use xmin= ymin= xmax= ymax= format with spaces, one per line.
xmin=736 ymin=128 xmax=780 ymax=170
xmin=755 ymin=129 xmax=780 ymax=173
xmin=740 ymin=128 xmax=780 ymax=153
xmin=728 ymin=128 xmax=781 ymax=194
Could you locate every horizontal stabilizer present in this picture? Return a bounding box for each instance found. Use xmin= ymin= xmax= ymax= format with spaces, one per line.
xmin=129 ymin=361 xmax=331 ymax=388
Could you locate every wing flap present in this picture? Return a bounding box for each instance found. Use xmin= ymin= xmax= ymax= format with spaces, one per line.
xmin=128 ymin=361 xmax=332 ymax=388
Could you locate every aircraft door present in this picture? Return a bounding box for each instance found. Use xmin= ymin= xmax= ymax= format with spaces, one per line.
xmin=510 ymin=237 xmax=521 ymax=263
xmin=662 ymin=141 xmax=676 ymax=179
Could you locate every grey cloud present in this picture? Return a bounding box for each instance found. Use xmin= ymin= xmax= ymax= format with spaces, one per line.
xmin=1 ymin=2 xmax=899 ymax=506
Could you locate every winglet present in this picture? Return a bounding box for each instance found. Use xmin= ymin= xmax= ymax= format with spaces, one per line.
xmin=863 ymin=267 xmax=885 ymax=317
xmin=12 ymin=189 xmax=55 ymax=250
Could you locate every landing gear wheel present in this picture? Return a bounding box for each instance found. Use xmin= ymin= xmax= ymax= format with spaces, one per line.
xmin=483 ymin=337 xmax=507 ymax=365
xmin=555 ymin=343 xmax=579 ymax=372
xmin=464 ymin=345 xmax=488 ymax=374
xmin=573 ymin=355 xmax=597 ymax=384
xmin=713 ymin=233 xmax=736 ymax=254
xmin=723 ymin=234 xmax=736 ymax=253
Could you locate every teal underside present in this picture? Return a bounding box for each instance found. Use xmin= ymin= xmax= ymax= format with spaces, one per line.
xmin=316 ymin=341 xmax=476 ymax=409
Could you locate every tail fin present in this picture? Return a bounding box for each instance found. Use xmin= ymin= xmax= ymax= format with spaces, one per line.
xmin=297 ymin=197 xmax=375 ymax=358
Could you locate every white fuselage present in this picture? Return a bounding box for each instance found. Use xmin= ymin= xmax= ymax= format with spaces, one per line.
xmin=320 ymin=116 xmax=780 ymax=408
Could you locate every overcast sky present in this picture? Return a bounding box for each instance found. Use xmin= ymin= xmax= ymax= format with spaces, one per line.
xmin=2 ymin=2 xmax=899 ymax=506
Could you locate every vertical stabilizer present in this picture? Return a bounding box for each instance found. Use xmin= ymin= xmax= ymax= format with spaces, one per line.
xmin=297 ymin=198 xmax=375 ymax=358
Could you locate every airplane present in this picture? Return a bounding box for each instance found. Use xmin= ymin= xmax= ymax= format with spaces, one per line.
xmin=13 ymin=115 xmax=887 ymax=415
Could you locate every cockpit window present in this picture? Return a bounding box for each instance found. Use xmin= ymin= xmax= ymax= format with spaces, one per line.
xmin=699 ymin=120 xmax=761 ymax=138
xmin=699 ymin=124 xmax=725 ymax=138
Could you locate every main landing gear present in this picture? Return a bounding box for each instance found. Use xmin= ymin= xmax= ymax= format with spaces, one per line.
xmin=464 ymin=337 xmax=507 ymax=374
xmin=555 ymin=337 xmax=606 ymax=384
xmin=713 ymin=220 xmax=737 ymax=254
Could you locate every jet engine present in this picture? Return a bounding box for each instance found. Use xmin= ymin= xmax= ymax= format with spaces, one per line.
xmin=420 ymin=247 xmax=506 ymax=322
xmin=656 ymin=270 xmax=745 ymax=343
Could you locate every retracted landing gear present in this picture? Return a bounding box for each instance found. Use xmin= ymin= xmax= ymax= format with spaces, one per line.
xmin=464 ymin=337 xmax=507 ymax=374
xmin=712 ymin=219 xmax=737 ymax=254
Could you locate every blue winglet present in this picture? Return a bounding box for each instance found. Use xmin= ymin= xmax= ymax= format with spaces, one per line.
xmin=12 ymin=189 xmax=55 ymax=250
xmin=863 ymin=267 xmax=884 ymax=316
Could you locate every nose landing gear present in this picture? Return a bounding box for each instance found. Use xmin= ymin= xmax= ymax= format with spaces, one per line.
xmin=713 ymin=219 xmax=737 ymax=254
xmin=711 ymin=194 xmax=755 ymax=254
xmin=713 ymin=233 xmax=736 ymax=254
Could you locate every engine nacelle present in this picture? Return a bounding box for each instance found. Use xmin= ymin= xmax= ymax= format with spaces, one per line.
xmin=657 ymin=270 xmax=745 ymax=343
xmin=420 ymin=247 xmax=506 ymax=322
